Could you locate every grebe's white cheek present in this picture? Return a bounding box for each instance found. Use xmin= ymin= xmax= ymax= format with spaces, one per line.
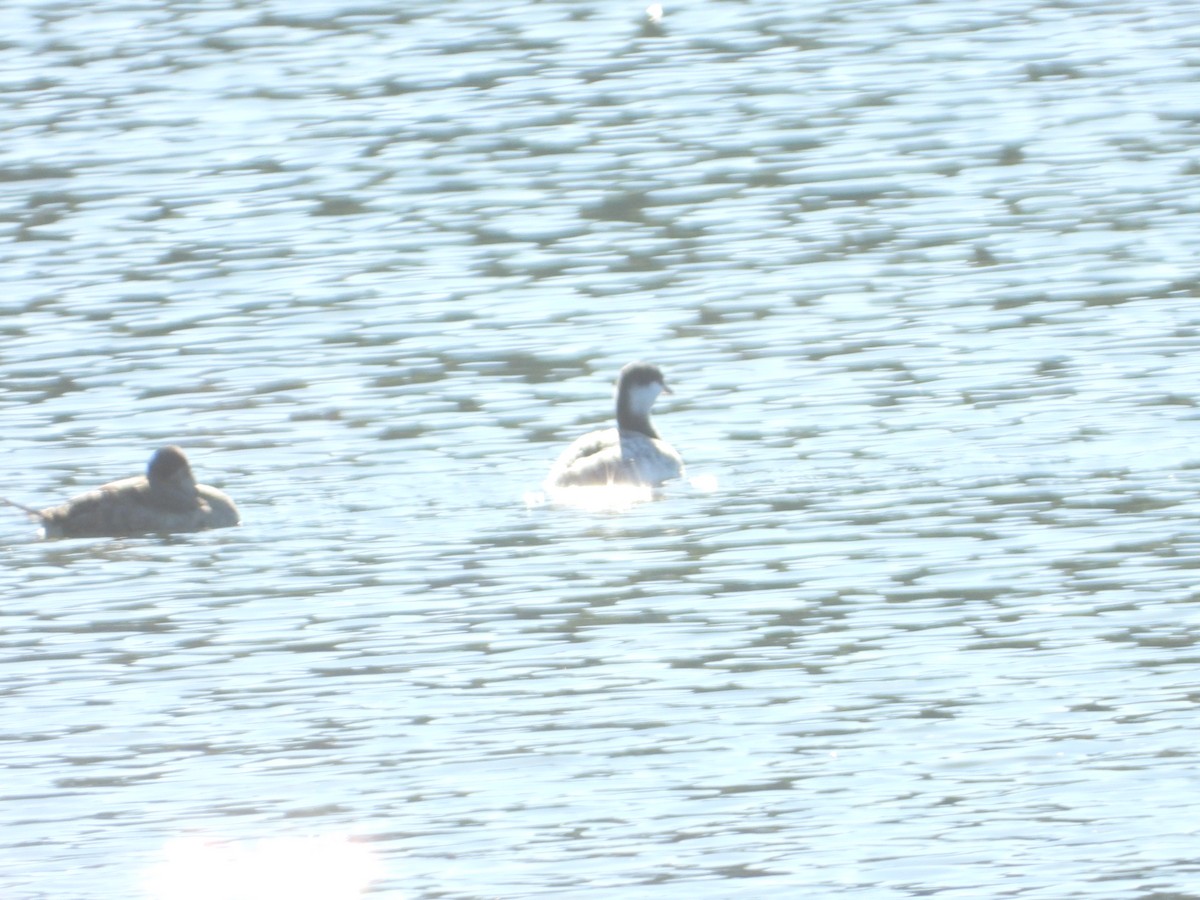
xmin=627 ymin=381 xmax=663 ymax=416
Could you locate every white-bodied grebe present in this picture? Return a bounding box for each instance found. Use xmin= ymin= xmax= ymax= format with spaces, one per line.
xmin=545 ymin=362 xmax=684 ymax=490
xmin=2 ymin=445 xmax=239 ymax=539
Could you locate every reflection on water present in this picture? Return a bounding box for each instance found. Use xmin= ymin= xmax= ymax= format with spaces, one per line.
xmin=528 ymin=482 xmax=659 ymax=513
xmin=530 ymin=471 xmax=719 ymax=513
xmin=3 ymin=0 xmax=1200 ymax=898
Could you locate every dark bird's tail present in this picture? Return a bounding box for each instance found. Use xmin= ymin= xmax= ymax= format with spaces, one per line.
xmin=0 ymin=497 xmax=45 ymax=519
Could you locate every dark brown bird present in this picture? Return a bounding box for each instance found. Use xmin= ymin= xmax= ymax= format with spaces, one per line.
xmin=3 ymin=445 xmax=239 ymax=539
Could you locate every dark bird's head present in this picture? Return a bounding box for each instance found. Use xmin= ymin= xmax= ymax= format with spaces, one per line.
xmin=147 ymin=445 xmax=194 ymax=487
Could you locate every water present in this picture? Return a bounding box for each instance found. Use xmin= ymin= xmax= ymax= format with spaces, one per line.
xmin=3 ymin=0 xmax=1200 ymax=897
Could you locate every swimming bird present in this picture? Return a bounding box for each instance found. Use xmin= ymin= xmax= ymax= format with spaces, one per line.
xmin=2 ymin=445 xmax=239 ymax=539
xmin=545 ymin=362 xmax=684 ymax=490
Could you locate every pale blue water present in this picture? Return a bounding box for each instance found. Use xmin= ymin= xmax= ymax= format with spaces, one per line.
xmin=3 ymin=1 xmax=1200 ymax=897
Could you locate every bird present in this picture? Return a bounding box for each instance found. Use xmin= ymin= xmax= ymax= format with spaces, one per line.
xmin=2 ymin=445 xmax=239 ymax=539
xmin=545 ymin=362 xmax=684 ymax=490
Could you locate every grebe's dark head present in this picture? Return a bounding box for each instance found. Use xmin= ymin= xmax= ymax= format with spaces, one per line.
xmin=619 ymin=361 xmax=670 ymax=394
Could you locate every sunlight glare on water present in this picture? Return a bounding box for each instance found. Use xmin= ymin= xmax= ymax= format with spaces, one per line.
xmin=535 ymin=483 xmax=661 ymax=513
xmin=142 ymin=835 xmax=384 ymax=900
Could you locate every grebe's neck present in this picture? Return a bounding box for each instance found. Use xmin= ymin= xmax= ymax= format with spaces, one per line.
xmin=616 ymin=381 xmax=662 ymax=438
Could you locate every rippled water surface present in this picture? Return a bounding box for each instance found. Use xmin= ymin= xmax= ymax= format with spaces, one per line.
xmin=3 ymin=0 xmax=1200 ymax=897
